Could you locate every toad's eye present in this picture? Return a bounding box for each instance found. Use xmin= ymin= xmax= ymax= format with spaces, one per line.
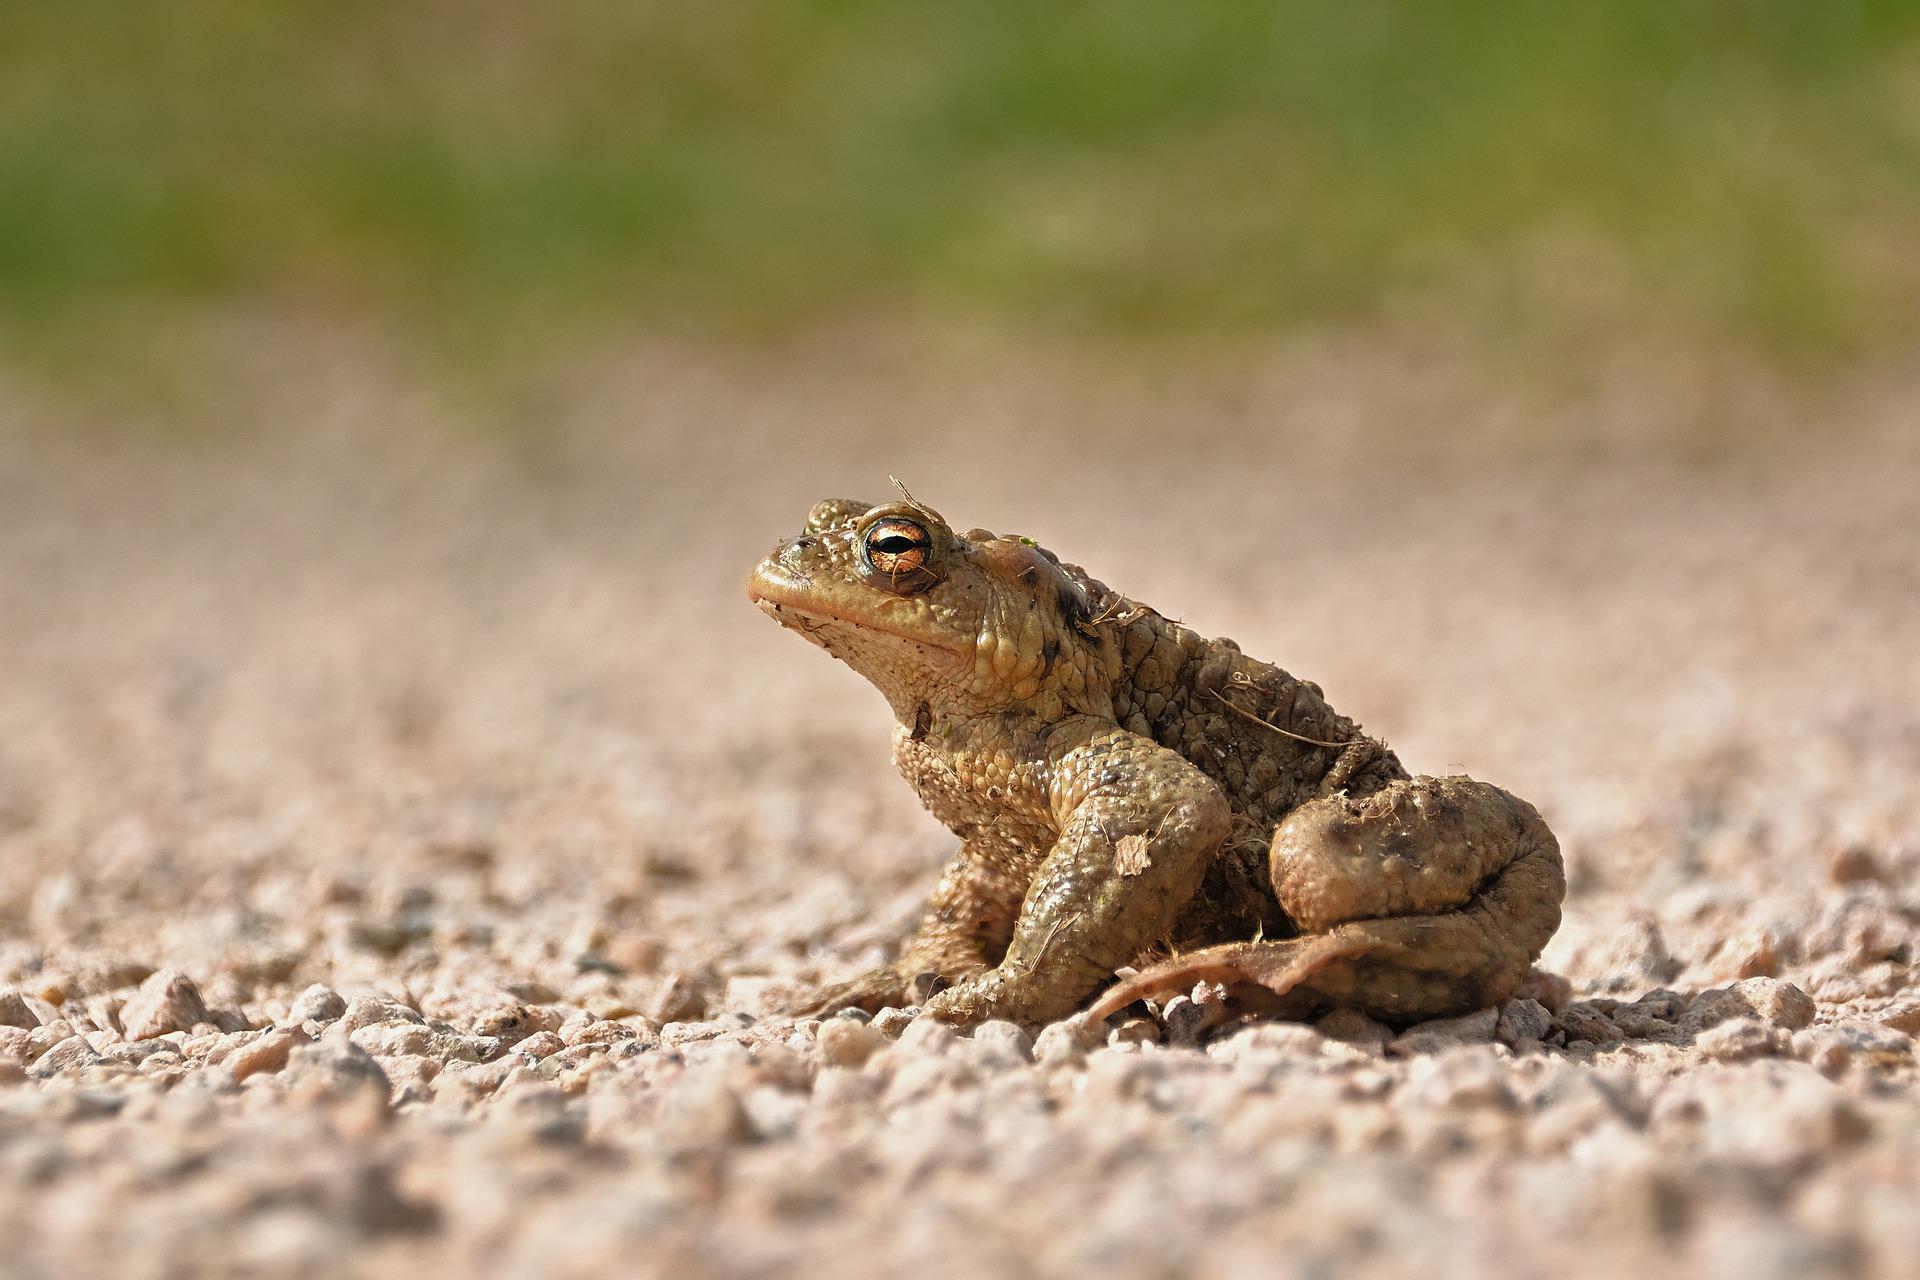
xmin=860 ymin=517 xmax=936 ymax=590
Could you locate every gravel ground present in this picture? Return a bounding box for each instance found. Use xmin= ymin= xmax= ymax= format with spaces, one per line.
xmin=1 ymin=342 xmax=1916 ymax=1279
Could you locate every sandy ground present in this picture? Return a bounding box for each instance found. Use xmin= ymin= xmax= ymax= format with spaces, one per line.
xmin=1 ymin=338 xmax=1916 ymax=1279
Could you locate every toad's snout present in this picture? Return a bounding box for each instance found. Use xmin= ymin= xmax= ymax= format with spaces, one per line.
xmin=746 ymin=538 xmax=814 ymax=609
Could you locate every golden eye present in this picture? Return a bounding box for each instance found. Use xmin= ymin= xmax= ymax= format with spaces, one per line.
xmin=860 ymin=517 xmax=935 ymax=590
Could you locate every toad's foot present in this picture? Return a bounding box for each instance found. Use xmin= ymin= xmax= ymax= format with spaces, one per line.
xmin=793 ymin=964 xmax=926 ymax=1018
xmin=1080 ymin=776 xmax=1564 ymax=1026
xmin=794 ymin=949 xmax=988 ymax=1017
xmin=920 ymin=967 xmax=1064 ymax=1025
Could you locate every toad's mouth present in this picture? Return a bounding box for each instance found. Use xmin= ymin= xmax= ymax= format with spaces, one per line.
xmin=748 ymin=563 xmax=965 ymax=657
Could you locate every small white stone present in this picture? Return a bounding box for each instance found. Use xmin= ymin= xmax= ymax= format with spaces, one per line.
xmin=1695 ymin=1017 xmax=1785 ymax=1061
xmin=338 ymin=995 xmax=423 ymax=1035
xmin=655 ymin=1076 xmax=751 ymax=1149
xmin=893 ymin=1015 xmax=959 ymax=1057
xmin=1033 ymin=1021 xmax=1089 ymax=1068
xmin=815 ymin=1018 xmax=887 ymax=1069
xmin=285 ymin=985 xmax=346 ymax=1025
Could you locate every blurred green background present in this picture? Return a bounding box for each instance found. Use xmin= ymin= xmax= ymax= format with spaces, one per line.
xmin=5 ymin=2 xmax=1919 ymax=413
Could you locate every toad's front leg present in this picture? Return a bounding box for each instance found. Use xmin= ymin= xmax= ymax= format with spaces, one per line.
xmin=922 ymin=723 xmax=1231 ymax=1027
xmin=796 ymin=840 xmax=1026 ymax=1017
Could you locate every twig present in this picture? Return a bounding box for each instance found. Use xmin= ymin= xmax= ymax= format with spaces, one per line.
xmin=1209 ymin=689 xmax=1354 ymax=749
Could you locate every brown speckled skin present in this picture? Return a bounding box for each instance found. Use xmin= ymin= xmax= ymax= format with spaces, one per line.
xmin=748 ymin=496 xmax=1565 ymax=1028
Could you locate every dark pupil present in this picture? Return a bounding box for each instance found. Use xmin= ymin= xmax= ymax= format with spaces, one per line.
xmin=873 ymin=533 xmax=919 ymax=554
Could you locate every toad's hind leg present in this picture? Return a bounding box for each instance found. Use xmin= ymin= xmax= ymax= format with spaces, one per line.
xmin=1082 ymin=777 xmax=1564 ymax=1026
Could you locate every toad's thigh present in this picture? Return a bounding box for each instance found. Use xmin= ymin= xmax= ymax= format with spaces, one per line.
xmin=1271 ymin=776 xmax=1553 ymax=931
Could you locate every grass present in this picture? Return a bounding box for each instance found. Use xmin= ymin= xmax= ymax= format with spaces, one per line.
xmin=4 ymin=2 xmax=1920 ymax=399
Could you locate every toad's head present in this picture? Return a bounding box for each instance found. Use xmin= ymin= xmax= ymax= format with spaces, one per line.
xmin=748 ymin=495 xmax=1116 ymax=722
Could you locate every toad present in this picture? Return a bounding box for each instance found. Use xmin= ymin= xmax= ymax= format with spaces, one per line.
xmin=748 ymin=492 xmax=1563 ymax=1029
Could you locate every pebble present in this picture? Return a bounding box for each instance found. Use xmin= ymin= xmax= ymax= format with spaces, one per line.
xmin=436 ymin=1058 xmax=514 ymax=1103
xmin=1719 ymin=926 xmax=1780 ymax=979
xmin=1608 ymin=1004 xmax=1678 ymax=1039
xmin=347 ymin=1023 xmax=432 ymax=1058
xmin=280 ymin=1040 xmax=392 ymax=1106
xmin=882 ymin=1054 xmax=975 ymax=1106
xmin=745 ymin=1043 xmax=812 ymax=1091
xmin=1495 ymin=998 xmax=1553 ymax=1045
xmin=1626 ymin=988 xmax=1689 ymax=1020
xmin=566 ymin=1019 xmax=650 ymax=1048
xmin=28 ymin=1036 xmax=105 ymax=1079
xmin=1209 ymin=1021 xmax=1328 ymax=1063
xmin=1790 ymin=1022 xmax=1913 ymax=1078
xmin=26 ymin=1019 xmax=74 ymax=1056
xmin=1827 ymin=843 xmax=1886 ymax=885
xmin=229 ymin=1027 xmax=310 ymax=1082
xmin=1694 ymin=1017 xmax=1786 ymax=1061
xmin=535 ymin=1045 xmax=604 ymax=1078
xmin=1878 ymin=1000 xmax=1920 ymax=1035
xmin=0 ymin=1026 xmax=35 ymax=1063
xmin=1390 ymin=1007 xmax=1498 ymax=1056
xmin=967 ymin=1020 xmax=1034 ymax=1064
xmin=655 ymin=1075 xmax=751 ymax=1149
xmin=739 ymin=1083 xmax=809 ymax=1139
xmin=381 ymin=1053 xmax=444 ymax=1093
xmin=1032 ymin=1021 xmax=1088 ymax=1068
xmin=202 ymin=1029 xmax=269 ymax=1067
xmin=810 ymin=1066 xmax=885 ymax=1109
xmin=814 ymin=1018 xmax=886 ymax=1069
xmin=1514 ymin=969 xmax=1574 ymax=1012
xmin=1679 ymin=979 xmax=1816 ymax=1034
xmin=1555 ymin=1005 xmax=1624 ymax=1044
xmin=646 ymin=971 xmax=708 ymax=1024
xmin=120 ymin=970 xmax=211 ymax=1042
xmin=1403 ymin=1046 xmax=1517 ymax=1111
xmin=1161 ymin=994 xmax=1231 ymax=1044
xmin=658 ymin=1020 xmax=733 ymax=1048
xmin=1317 ymin=1007 xmax=1394 ymax=1047
xmin=1081 ymin=1046 xmax=1174 ymax=1104
xmin=513 ymin=1032 xmax=567 ymax=1062
xmin=338 ymin=996 xmax=423 ymax=1035
xmin=1694 ymin=1067 xmax=1871 ymax=1169
xmin=83 ymin=995 xmax=124 ymax=1036
xmin=867 ymin=1007 xmax=919 ymax=1039
xmin=286 ymin=986 xmax=348 ymax=1025
xmin=556 ymin=1010 xmax=599 ymax=1043
xmin=0 ymin=986 xmax=39 ymax=1029
xmin=893 ymin=1015 xmax=960 ymax=1057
